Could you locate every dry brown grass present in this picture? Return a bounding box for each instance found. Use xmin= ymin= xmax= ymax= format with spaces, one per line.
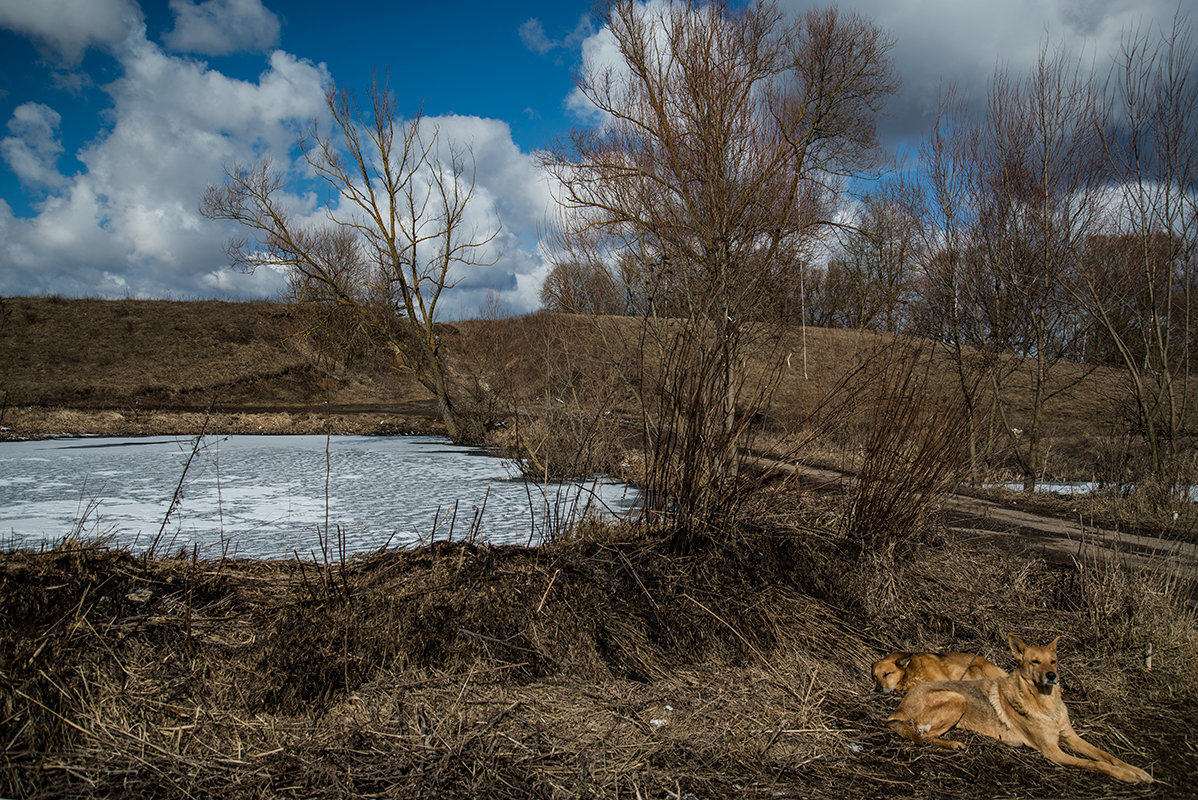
xmin=3 ymin=503 xmax=1196 ymax=799
xmin=5 ymin=297 xmax=1198 ymax=798
xmin=1 ymin=298 xmax=1134 ymax=476
xmin=0 ymin=296 xmax=420 ymax=412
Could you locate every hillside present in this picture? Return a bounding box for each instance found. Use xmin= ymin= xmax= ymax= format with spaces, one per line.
xmin=0 ymin=297 xmax=1129 ymax=487
xmin=0 ymin=297 xmax=436 ymax=436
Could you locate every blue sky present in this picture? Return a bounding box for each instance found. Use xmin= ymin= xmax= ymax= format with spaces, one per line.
xmin=0 ymin=0 xmax=1189 ymax=316
xmin=0 ymin=1 xmax=593 ymax=213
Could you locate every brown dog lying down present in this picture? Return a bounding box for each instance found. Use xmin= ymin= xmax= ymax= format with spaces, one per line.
xmin=872 ymin=651 xmax=1006 ymax=693
xmin=887 ymin=635 xmax=1152 ymax=783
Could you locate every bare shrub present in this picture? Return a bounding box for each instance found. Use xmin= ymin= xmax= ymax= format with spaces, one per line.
xmin=1123 ymin=451 xmax=1198 ymax=538
xmin=507 ymin=409 xmax=626 ymax=484
xmin=1066 ymin=538 xmax=1198 ymax=700
xmin=455 ymin=314 xmax=638 ymax=486
xmin=838 ymin=343 xmax=971 ymax=560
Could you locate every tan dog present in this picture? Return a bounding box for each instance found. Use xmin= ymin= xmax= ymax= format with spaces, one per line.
xmin=887 ymin=635 xmax=1152 ymax=783
xmin=872 ymin=650 xmax=1005 ymax=693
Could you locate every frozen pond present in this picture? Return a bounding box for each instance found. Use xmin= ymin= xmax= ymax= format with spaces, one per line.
xmin=0 ymin=435 xmax=640 ymax=559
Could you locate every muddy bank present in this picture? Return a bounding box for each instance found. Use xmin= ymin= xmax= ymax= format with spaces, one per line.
xmin=0 ymin=405 xmax=446 ymax=440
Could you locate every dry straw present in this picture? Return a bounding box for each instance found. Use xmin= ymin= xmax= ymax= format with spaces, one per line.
xmin=3 ymin=507 xmax=1195 ymax=798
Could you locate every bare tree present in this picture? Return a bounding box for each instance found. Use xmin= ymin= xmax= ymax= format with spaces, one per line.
xmin=541 ymin=0 xmax=896 ymax=531
xmin=945 ymin=43 xmax=1105 ymax=491
xmin=1078 ymin=14 xmax=1198 ymax=489
xmin=823 ymin=181 xmax=923 ymax=333
xmin=202 ymin=81 xmax=499 ymax=444
xmin=989 ymin=50 xmax=1103 ymax=488
xmin=913 ymin=88 xmax=998 ymax=485
xmin=539 ymin=260 xmax=627 ymax=314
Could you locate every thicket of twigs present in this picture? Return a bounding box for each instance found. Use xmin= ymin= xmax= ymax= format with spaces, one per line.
xmin=4 ymin=492 xmax=1196 ymax=799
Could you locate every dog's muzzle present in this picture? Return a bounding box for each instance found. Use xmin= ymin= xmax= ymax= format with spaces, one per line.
xmin=873 ymin=685 xmax=894 ymax=694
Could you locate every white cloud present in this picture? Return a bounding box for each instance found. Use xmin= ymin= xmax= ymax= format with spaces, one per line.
xmin=1 ymin=103 xmax=67 ymax=189
xmin=0 ymin=26 xmax=332 ymax=299
xmin=163 ymin=0 xmax=281 ymax=56
xmin=519 ymin=19 xmax=554 ymax=55
xmin=565 ymin=0 xmax=691 ymax=126
xmin=565 ymin=20 xmax=621 ymax=124
xmin=431 ymin=115 xmax=553 ymax=232
xmin=775 ymin=0 xmax=1190 ymax=144
xmin=0 ymin=0 xmax=142 ymax=62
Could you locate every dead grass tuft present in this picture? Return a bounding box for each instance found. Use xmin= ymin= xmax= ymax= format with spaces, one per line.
xmin=4 ymin=514 xmax=1195 ymax=798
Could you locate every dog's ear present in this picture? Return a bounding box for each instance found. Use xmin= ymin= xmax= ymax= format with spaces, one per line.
xmin=1008 ymin=634 xmax=1027 ymax=661
xmin=1048 ymin=636 xmax=1060 ymax=653
xmin=896 ymin=654 xmax=911 ymax=668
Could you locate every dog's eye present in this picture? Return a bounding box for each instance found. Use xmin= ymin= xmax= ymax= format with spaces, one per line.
xmin=1031 ymin=659 xmax=1040 ymax=664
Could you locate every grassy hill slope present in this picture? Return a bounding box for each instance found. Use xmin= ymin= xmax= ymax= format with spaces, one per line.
xmin=0 ymin=296 xmax=1129 ymax=478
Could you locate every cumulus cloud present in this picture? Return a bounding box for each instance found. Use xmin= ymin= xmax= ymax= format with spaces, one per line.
xmin=0 ymin=26 xmax=332 ymax=299
xmin=564 ymin=0 xmax=689 ymax=126
xmin=0 ymin=17 xmax=552 ymax=315
xmin=0 ymin=0 xmax=142 ymax=62
xmin=163 ymin=0 xmax=281 ymax=56
xmin=1 ymin=102 xmax=67 ymax=189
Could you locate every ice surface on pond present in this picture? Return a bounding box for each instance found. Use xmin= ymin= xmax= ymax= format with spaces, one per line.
xmin=0 ymin=435 xmax=640 ymax=559
xmin=997 ymin=481 xmax=1101 ymax=495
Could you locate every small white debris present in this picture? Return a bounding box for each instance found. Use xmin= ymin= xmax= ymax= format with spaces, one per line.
xmin=126 ymin=588 xmax=153 ymax=604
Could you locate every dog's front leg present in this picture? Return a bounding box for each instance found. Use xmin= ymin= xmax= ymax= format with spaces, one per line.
xmin=1037 ymin=737 xmax=1152 ymax=783
xmin=1059 ymin=727 xmax=1152 ymax=783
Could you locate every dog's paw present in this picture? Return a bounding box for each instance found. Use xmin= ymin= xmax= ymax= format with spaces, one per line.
xmin=930 ymin=738 xmax=966 ymax=751
xmin=1129 ymin=767 xmax=1153 ymax=784
xmin=1112 ymin=765 xmax=1153 ymax=783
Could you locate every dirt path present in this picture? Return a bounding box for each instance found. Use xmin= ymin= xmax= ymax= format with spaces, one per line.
xmin=761 ymin=457 xmax=1198 ymax=570
xmin=938 ymin=492 xmax=1198 ymax=569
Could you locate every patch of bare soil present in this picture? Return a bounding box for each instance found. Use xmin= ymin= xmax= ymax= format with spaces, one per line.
xmin=3 ymin=518 xmax=1195 ymax=799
